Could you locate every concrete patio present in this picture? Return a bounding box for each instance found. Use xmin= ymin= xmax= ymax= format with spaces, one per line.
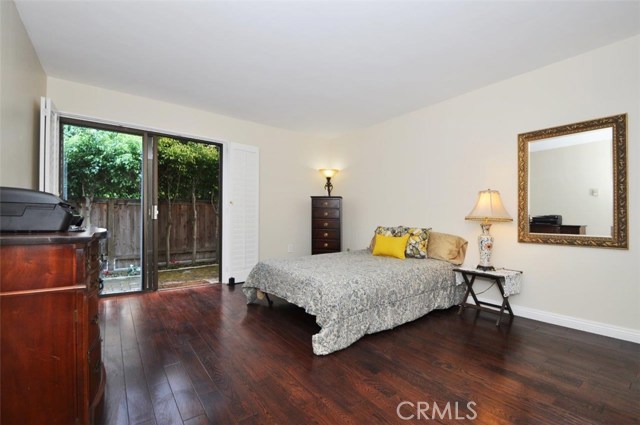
xmin=101 ymin=264 xmax=219 ymax=295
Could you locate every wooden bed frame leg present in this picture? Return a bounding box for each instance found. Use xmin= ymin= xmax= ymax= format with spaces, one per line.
xmin=265 ymin=293 xmax=273 ymax=307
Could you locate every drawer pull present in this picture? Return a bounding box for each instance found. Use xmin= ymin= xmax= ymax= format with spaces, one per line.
xmin=323 ymin=202 xmax=328 ymax=206
xmin=323 ymin=212 xmax=328 ymax=216
xmin=324 ymin=243 xmax=329 ymax=248
xmin=91 ymin=314 xmax=99 ymax=325
xmin=323 ymin=232 xmax=328 ymax=237
xmin=91 ymin=277 xmax=102 ymax=287
xmin=323 ymin=222 xmax=328 ymax=227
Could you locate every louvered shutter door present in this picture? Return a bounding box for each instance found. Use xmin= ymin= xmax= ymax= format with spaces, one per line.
xmin=39 ymin=97 xmax=60 ymax=195
xmin=221 ymin=142 xmax=259 ymax=283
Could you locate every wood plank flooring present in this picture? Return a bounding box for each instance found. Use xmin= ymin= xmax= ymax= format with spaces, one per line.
xmin=98 ymin=284 xmax=639 ymax=425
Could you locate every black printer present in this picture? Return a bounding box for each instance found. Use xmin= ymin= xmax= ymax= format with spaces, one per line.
xmin=0 ymin=187 xmax=83 ymax=232
xmin=531 ymin=215 xmax=562 ymax=225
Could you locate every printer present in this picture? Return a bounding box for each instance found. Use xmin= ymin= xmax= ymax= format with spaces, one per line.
xmin=0 ymin=187 xmax=84 ymax=232
xmin=531 ymin=215 xmax=562 ymax=225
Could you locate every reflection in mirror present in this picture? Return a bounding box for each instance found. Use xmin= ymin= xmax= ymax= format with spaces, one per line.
xmin=529 ymin=127 xmax=613 ymax=236
xmin=518 ymin=114 xmax=628 ymax=248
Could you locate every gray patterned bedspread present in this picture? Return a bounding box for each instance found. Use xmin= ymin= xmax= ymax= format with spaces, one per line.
xmin=243 ymin=249 xmax=465 ymax=355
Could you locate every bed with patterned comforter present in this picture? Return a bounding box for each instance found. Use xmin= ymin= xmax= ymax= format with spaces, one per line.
xmin=242 ymin=249 xmax=465 ymax=355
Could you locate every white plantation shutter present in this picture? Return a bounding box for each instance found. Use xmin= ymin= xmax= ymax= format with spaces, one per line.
xmin=222 ymin=142 xmax=259 ymax=283
xmin=39 ymin=97 xmax=60 ymax=195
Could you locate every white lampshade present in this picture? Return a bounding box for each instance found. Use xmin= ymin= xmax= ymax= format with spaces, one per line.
xmin=465 ymin=189 xmax=512 ymax=223
xmin=319 ymin=168 xmax=339 ymax=178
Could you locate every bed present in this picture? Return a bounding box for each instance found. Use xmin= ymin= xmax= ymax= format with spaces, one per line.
xmin=242 ymin=249 xmax=466 ymax=355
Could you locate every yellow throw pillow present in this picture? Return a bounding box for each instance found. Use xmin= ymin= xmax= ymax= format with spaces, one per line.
xmin=368 ymin=225 xmax=406 ymax=251
xmin=372 ymin=233 xmax=410 ymax=259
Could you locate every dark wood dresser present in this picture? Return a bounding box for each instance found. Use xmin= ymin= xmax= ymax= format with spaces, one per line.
xmin=529 ymin=223 xmax=587 ymax=234
xmin=311 ymin=196 xmax=342 ymax=254
xmin=0 ymin=227 xmax=107 ymax=425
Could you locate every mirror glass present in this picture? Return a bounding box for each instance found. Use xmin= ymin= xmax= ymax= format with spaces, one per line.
xmin=529 ymin=127 xmax=613 ymax=236
xmin=518 ymin=114 xmax=628 ymax=248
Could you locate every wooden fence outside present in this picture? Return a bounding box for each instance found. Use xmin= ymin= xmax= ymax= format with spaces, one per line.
xmin=90 ymin=198 xmax=218 ymax=270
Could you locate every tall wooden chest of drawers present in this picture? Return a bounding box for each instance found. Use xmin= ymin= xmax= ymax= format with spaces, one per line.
xmin=0 ymin=227 xmax=107 ymax=425
xmin=311 ymin=196 xmax=342 ymax=254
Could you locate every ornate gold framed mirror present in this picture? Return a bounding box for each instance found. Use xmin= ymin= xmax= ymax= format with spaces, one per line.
xmin=518 ymin=114 xmax=628 ymax=248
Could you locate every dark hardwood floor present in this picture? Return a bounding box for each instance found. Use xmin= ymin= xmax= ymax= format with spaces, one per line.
xmin=98 ymin=284 xmax=639 ymax=425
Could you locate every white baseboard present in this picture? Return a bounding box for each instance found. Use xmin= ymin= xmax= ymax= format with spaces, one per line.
xmin=474 ymin=296 xmax=640 ymax=344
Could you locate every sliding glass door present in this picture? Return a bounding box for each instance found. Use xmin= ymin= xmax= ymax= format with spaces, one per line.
xmin=61 ymin=120 xmax=144 ymax=294
xmin=154 ymin=136 xmax=221 ymax=289
xmin=59 ymin=119 xmax=222 ymax=294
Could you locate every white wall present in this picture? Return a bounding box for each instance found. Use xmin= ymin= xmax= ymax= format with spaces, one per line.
xmin=0 ymin=0 xmax=47 ymax=188
xmin=47 ymin=78 xmax=329 ymax=261
xmin=329 ymin=36 xmax=639 ymax=335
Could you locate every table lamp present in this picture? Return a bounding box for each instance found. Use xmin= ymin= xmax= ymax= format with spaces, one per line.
xmin=465 ymin=189 xmax=512 ymax=270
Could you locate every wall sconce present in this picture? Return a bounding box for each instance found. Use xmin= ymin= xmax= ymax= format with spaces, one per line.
xmin=319 ymin=169 xmax=339 ymax=196
xmin=465 ymin=189 xmax=512 ymax=270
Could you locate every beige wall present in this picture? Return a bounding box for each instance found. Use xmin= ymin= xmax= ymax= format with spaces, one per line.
xmin=329 ymin=36 xmax=639 ymax=334
xmin=47 ymin=78 xmax=329 ymax=260
xmin=0 ymin=0 xmax=47 ymax=188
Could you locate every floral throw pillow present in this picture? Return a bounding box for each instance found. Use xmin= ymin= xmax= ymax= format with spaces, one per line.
xmin=404 ymin=227 xmax=432 ymax=258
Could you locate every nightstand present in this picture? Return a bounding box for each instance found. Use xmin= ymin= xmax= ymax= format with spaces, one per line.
xmin=453 ymin=267 xmax=523 ymax=326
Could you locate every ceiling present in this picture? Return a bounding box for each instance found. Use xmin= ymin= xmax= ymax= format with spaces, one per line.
xmin=15 ymin=1 xmax=640 ymax=137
